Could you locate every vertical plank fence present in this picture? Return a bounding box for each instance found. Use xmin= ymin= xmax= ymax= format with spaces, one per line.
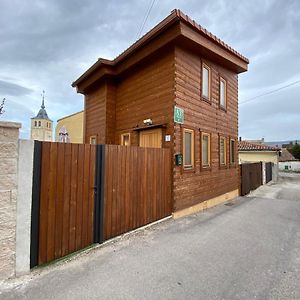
xmin=32 ymin=142 xmax=96 ymax=266
xmin=103 ymin=145 xmax=172 ymax=240
xmin=31 ymin=142 xmax=173 ymax=267
xmin=240 ymin=162 xmax=262 ymax=196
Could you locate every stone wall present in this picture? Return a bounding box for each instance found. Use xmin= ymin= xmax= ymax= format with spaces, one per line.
xmin=0 ymin=121 xmax=21 ymax=280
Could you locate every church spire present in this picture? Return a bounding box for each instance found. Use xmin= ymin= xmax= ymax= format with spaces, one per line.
xmin=41 ymin=90 xmax=45 ymax=109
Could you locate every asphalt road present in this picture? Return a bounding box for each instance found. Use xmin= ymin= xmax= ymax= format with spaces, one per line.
xmin=1 ymin=172 xmax=300 ymax=300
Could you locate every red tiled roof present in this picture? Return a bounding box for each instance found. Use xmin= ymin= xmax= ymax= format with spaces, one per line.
xmin=72 ymin=9 xmax=249 ymax=88
xmin=238 ymin=141 xmax=280 ymax=152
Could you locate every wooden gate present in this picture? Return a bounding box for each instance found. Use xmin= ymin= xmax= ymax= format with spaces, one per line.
xmin=265 ymin=162 xmax=272 ymax=183
xmin=103 ymin=145 xmax=172 ymax=240
xmin=31 ymin=142 xmax=172 ymax=267
xmin=31 ymin=142 xmax=96 ymax=267
xmin=240 ymin=162 xmax=262 ymax=196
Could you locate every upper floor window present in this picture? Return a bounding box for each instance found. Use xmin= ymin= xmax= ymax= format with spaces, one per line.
xmin=201 ymin=132 xmax=211 ymax=168
xmin=220 ymin=77 xmax=227 ymax=109
xmin=202 ymin=64 xmax=211 ymax=100
xmin=183 ymin=128 xmax=194 ymax=169
xmin=38 ymin=121 xmax=41 ymax=127
xmin=34 ymin=121 xmax=37 ymax=127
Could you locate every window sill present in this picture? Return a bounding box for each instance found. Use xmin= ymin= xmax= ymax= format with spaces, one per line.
xmin=201 ymin=97 xmax=212 ymax=104
xmin=183 ymin=167 xmax=195 ymax=173
xmin=201 ymin=165 xmax=211 ymax=171
xmin=219 ymin=105 xmax=227 ymax=112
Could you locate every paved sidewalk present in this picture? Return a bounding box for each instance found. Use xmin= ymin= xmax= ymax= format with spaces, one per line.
xmin=1 ymin=172 xmax=300 ymax=299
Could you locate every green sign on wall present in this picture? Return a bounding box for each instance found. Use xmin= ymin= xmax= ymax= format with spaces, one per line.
xmin=174 ymin=106 xmax=184 ymax=124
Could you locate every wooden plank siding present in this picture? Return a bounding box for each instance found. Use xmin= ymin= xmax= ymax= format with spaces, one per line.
xmin=85 ymin=85 xmax=107 ymax=144
xmin=173 ymin=46 xmax=239 ymax=211
xmin=38 ymin=142 xmax=96 ymax=265
xmin=103 ymin=145 xmax=172 ymax=240
xmin=115 ymin=48 xmax=175 ymax=148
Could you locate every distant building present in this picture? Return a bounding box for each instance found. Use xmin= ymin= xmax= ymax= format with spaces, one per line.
xmin=238 ymin=140 xmax=280 ymax=165
xmin=279 ymin=148 xmax=300 ymax=172
xmin=31 ymin=93 xmax=52 ymax=141
xmin=243 ymin=138 xmax=265 ymax=145
xmin=55 ymin=111 xmax=83 ymax=144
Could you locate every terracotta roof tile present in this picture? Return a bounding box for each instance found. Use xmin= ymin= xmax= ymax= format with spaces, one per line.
xmin=238 ymin=141 xmax=280 ymax=151
xmin=73 ymin=9 xmax=248 ymax=88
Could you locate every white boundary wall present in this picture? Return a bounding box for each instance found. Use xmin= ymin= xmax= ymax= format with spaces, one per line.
xmin=16 ymin=139 xmax=34 ymax=276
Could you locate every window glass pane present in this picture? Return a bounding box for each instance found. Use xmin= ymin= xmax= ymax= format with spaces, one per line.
xmin=122 ymin=134 xmax=130 ymax=146
xmin=184 ymin=132 xmax=192 ymax=166
xmin=220 ymin=138 xmax=225 ymax=164
xmin=90 ymin=137 xmax=96 ymax=145
xmin=202 ymin=67 xmax=209 ymax=98
xmin=231 ymin=140 xmax=235 ymax=163
xmin=220 ymin=80 xmax=225 ymax=107
xmin=202 ymin=135 xmax=209 ymax=165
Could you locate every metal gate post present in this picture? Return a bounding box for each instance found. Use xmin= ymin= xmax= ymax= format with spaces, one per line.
xmin=93 ymin=145 xmax=105 ymax=244
xmin=30 ymin=141 xmax=42 ymax=268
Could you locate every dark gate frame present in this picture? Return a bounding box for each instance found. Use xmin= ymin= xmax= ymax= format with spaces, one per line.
xmin=30 ymin=142 xmax=106 ymax=268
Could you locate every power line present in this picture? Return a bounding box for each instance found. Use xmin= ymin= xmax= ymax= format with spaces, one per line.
xmin=136 ymin=0 xmax=156 ymax=40
xmin=240 ymin=79 xmax=300 ymax=105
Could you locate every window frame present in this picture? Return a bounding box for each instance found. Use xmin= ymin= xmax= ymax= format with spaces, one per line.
xmin=183 ymin=128 xmax=195 ymax=170
xmin=219 ymin=76 xmax=227 ymax=110
xmin=219 ymin=135 xmax=227 ymax=167
xmin=201 ymin=63 xmax=211 ymax=102
xmin=89 ymin=135 xmax=97 ymax=145
xmin=121 ymin=133 xmax=131 ymax=146
xmin=200 ymin=131 xmax=211 ymax=169
xmin=230 ymin=138 xmax=236 ymax=166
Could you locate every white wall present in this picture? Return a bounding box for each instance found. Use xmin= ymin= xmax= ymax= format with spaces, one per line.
xmin=279 ymin=161 xmax=300 ymax=172
xmin=16 ymin=139 xmax=34 ymax=276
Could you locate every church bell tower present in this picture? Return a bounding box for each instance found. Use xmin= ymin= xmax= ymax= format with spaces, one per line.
xmin=30 ymin=91 xmax=53 ymax=141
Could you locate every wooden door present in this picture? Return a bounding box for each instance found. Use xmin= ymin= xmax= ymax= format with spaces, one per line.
xmin=139 ymin=128 xmax=162 ymax=148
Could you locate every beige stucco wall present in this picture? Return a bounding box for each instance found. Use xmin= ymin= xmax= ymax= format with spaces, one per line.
xmin=0 ymin=121 xmax=21 ymax=280
xmin=239 ymin=151 xmax=279 ymax=165
xmin=55 ymin=111 xmax=83 ymax=144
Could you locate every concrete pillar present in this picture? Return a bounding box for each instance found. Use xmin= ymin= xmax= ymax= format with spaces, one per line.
xmin=16 ymin=139 xmax=34 ymax=276
xmin=0 ymin=121 xmax=21 ymax=280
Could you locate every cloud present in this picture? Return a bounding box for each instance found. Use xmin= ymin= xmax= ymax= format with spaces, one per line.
xmin=0 ymin=0 xmax=299 ymax=141
xmin=0 ymin=80 xmax=33 ymax=96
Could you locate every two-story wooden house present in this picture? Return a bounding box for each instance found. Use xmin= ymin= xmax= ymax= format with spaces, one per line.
xmin=72 ymin=9 xmax=249 ymax=217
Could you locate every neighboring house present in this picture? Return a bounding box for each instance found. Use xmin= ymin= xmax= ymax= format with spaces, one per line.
xmin=55 ymin=111 xmax=84 ymax=143
xmin=238 ymin=140 xmax=280 ymax=182
xmin=279 ymin=148 xmax=300 ymax=172
xmin=31 ymin=94 xmax=53 ymax=142
xmin=72 ymin=9 xmax=249 ymax=215
xmin=238 ymin=141 xmax=280 ymax=164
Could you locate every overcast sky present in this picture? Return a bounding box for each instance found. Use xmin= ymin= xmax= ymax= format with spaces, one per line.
xmin=0 ymin=0 xmax=299 ymax=141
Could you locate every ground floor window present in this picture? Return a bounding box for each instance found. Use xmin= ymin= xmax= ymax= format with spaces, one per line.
xmin=90 ymin=136 xmax=97 ymax=145
xmin=219 ymin=136 xmax=226 ymax=166
xmin=201 ymin=132 xmax=211 ymax=168
xmin=121 ymin=133 xmax=131 ymax=146
xmin=230 ymin=138 xmax=236 ymax=164
xmin=183 ymin=128 xmax=194 ymax=169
